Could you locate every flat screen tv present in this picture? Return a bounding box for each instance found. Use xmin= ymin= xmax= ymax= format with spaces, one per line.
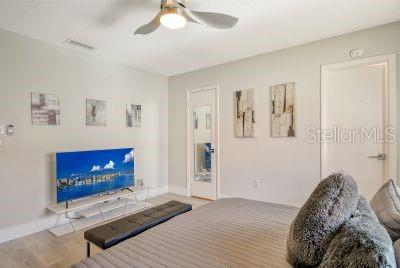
xmin=56 ymin=148 xmax=134 ymax=203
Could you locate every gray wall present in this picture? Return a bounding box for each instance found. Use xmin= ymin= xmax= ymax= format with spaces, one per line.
xmin=0 ymin=29 xmax=168 ymax=242
xmin=168 ymin=21 xmax=400 ymax=207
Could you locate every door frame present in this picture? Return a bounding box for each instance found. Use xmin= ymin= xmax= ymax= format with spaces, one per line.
xmin=186 ymin=85 xmax=220 ymax=199
xmin=320 ymin=53 xmax=397 ymax=180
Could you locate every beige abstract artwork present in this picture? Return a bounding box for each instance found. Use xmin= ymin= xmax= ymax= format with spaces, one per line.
xmin=86 ymin=99 xmax=107 ymax=126
xmin=31 ymin=92 xmax=60 ymax=125
xmin=271 ymin=82 xmax=296 ymax=137
xmin=235 ymin=89 xmax=255 ymax=138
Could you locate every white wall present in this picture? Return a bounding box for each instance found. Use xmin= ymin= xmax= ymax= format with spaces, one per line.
xmin=0 ymin=29 xmax=168 ymax=243
xmin=168 ymin=21 xmax=400 ymax=207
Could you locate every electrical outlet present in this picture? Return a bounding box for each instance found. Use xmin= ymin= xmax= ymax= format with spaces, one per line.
xmin=253 ymin=179 xmax=261 ymax=189
xmin=6 ymin=125 xmax=14 ymax=136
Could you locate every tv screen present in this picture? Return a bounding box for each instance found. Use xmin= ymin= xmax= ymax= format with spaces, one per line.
xmin=56 ymin=148 xmax=134 ymax=203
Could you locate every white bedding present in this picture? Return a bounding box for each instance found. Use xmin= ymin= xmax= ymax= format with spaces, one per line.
xmin=74 ymin=198 xmax=298 ymax=268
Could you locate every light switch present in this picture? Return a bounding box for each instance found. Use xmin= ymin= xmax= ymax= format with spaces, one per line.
xmin=0 ymin=125 xmax=4 ymax=134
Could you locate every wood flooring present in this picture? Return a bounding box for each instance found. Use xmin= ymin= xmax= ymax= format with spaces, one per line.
xmin=0 ymin=194 xmax=211 ymax=268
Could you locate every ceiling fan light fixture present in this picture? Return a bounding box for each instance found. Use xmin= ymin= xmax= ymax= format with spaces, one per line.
xmin=134 ymin=0 xmax=239 ymax=35
xmin=160 ymin=8 xmax=187 ymax=30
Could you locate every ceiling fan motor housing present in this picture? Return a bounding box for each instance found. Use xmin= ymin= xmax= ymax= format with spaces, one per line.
xmin=162 ymin=0 xmax=186 ymax=9
xmin=177 ymin=0 xmax=186 ymax=7
xmin=162 ymin=6 xmax=185 ymax=17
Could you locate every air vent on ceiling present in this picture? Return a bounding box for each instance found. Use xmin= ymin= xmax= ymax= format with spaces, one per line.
xmin=64 ymin=39 xmax=95 ymax=51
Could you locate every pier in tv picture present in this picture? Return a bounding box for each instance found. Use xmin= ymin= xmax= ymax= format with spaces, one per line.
xmin=56 ymin=148 xmax=135 ymax=203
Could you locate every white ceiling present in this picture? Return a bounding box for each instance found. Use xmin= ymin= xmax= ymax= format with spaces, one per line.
xmin=0 ymin=0 xmax=399 ymax=76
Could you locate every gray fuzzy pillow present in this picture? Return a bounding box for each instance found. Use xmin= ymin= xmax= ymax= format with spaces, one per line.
xmin=287 ymin=172 xmax=359 ymax=267
xmin=370 ymin=179 xmax=400 ymax=241
xmin=320 ymin=196 xmax=395 ymax=268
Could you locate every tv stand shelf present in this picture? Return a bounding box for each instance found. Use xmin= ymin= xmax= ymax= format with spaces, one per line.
xmin=77 ymin=198 xmax=137 ymax=218
xmin=47 ymin=186 xmax=152 ymax=237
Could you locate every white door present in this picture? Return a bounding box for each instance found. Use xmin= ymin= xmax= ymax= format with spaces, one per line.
xmin=187 ymin=87 xmax=218 ymax=200
xmin=321 ymin=55 xmax=397 ymax=200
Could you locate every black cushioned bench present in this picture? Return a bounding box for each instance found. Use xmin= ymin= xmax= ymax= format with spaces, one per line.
xmin=84 ymin=200 xmax=192 ymax=257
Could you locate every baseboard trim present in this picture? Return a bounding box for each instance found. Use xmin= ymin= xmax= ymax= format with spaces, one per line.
xmin=0 ymin=186 xmax=169 ymax=244
xmin=0 ymin=217 xmax=55 ymax=245
xmin=218 ymin=194 xmax=232 ymax=199
xmin=168 ymin=185 xmax=188 ymax=196
xmin=137 ymin=186 xmax=169 ymax=201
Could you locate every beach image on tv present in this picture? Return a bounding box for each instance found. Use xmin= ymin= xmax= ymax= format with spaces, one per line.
xmin=56 ymin=148 xmax=134 ymax=203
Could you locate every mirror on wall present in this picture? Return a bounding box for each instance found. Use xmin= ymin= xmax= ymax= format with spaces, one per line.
xmin=193 ymin=105 xmax=212 ymax=183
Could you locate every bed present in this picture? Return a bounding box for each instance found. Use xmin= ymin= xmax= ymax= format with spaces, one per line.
xmin=74 ymin=198 xmax=299 ymax=268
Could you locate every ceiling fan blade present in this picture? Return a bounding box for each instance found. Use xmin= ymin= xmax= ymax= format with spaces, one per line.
xmin=183 ymin=10 xmax=239 ymax=29
xmin=134 ymin=11 xmax=162 ymax=35
xmin=182 ymin=12 xmax=200 ymax=24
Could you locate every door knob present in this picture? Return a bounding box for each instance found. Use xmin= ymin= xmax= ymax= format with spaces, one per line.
xmin=368 ymin=153 xmax=386 ymax=160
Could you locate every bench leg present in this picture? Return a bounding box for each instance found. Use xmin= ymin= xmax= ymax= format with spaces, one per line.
xmin=87 ymin=242 xmax=90 ymax=258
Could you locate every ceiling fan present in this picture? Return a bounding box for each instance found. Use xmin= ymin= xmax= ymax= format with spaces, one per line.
xmin=134 ymin=0 xmax=239 ymax=35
